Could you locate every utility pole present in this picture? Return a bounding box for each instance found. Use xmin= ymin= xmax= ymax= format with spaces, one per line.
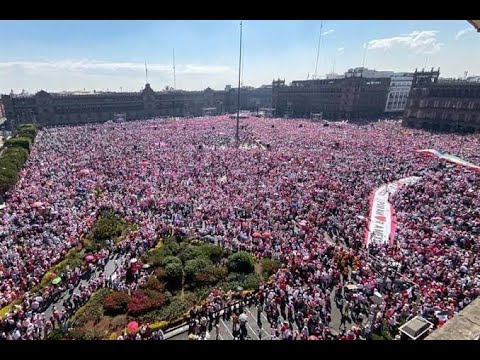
xmin=235 ymin=21 xmax=243 ymax=142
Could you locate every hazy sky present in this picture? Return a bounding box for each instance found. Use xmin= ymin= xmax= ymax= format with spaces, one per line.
xmin=1 ymin=20 xmax=479 ymax=94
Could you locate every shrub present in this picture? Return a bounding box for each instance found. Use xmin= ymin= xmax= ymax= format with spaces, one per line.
xmin=198 ymin=244 xmax=224 ymax=264
xmin=47 ymin=328 xmax=65 ymax=340
xmin=107 ymin=332 xmax=118 ymax=340
xmin=71 ymin=288 xmax=110 ymax=326
xmin=5 ymin=137 xmax=32 ymax=152
xmin=91 ymin=211 xmax=126 ymax=245
xmin=218 ymin=279 xmax=242 ymax=292
xmin=1 ymin=147 xmax=29 ymax=169
xmin=150 ymin=240 xmax=164 ymax=252
xmin=260 ymin=258 xmax=282 ymax=278
xmin=165 ymin=262 xmax=183 ymax=288
xmin=70 ymin=324 xmax=105 ymax=340
xmin=127 ymin=290 xmax=163 ymax=315
xmin=163 ymin=238 xmax=181 ymax=256
xmin=226 ymin=272 xmax=241 ymax=282
xmin=17 ymin=132 xmax=36 ymax=141
xmin=164 ymin=291 xmax=173 ymax=305
xmin=184 ymin=258 xmax=212 ymax=283
xmin=161 ymin=256 xmax=182 ymax=267
xmin=243 ymin=273 xmax=261 ymax=290
xmin=192 ymin=286 xmax=214 ymax=303
xmin=154 ymin=267 xmax=166 ymax=280
xmin=150 ymin=321 xmax=169 ymax=332
xmin=227 ymin=251 xmax=255 ymax=274
xmin=156 ymin=297 xmax=191 ymax=322
xmin=16 ymin=123 xmax=38 ymax=135
xmin=178 ymin=245 xmax=202 ymax=263
xmin=0 ymin=127 xmax=36 ymax=194
xmin=0 ymin=303 xmax=15 ymax=319
xmin=149 ymin=248 xmax=167 ymax=268
xmin=0 ymin=168 xmax=18 ymax=193
xmin=371 ymin=333 xmax=385 ymax=340
xmin=103 ymin=291 xmax=131 ymax=315
xmin=54 ymin=249 xmax=83 ymax=275
xmin=194 ymin=266 xmax=228 ymax=286
xmin=141 ymin=276 xmax=164 ymax=291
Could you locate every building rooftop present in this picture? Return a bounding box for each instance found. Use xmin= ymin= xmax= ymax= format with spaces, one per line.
xmin=399 ymin=316 xmax=433 ymax=340
xmin=425 ymin=298 xmax=480 ymax=340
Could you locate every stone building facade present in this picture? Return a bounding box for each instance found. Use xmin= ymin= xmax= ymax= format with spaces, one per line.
xmin=1 ymin=84 xmax=230 ymax=127
xmin=224 ymin=85 xmax=272 ymax=113
xmin=271 ymin=76 xmax=390 ymax=120
xmin=404 ymin=69 xmax=480 ymax=133
xmin=1 ymin=83 xmax=276 ymax=128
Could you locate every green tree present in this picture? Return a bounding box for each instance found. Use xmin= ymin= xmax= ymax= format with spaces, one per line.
xmin=178 ymin=245 xmax=202 ymax=263
xmin=227 ymin=251 xmax=255 ymax=274
xmin=165 ymin=262 xmax=183 ymax=288
xmin=199 ymin=244 xmax=224 ymax=264
xmin=161 ymin=256 xmax=182 ymax=267
xmin=184 ymin=258 xmax=212 ymax=283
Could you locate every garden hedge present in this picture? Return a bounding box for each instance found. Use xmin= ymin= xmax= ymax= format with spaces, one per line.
xmin=5 ymin=137 xmax=32 ymax=152
xmin=0 ymin=123 xmax=37 ymax=194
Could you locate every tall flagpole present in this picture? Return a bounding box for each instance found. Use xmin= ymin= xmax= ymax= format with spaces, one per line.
xmin=314 ymin=21 xmax=324 ymax=79
xmin=173 ymin=48 xmax=177 ymax=89
xmin=362 ymin=43 xmax=367 ymax=68
xmin=235 ymin=21 xmax=243 ymax=142
xmin=145 ymin=61 xmax=149 ymax=84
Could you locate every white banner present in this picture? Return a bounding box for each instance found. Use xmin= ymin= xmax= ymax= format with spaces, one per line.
xmin=365 ymin=176 xmax=421 ymax=247
xmin=417 ymin=149 xmax=480 ymax=172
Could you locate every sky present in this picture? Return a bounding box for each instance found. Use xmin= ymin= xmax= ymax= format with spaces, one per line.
xmin=0 ymin=20 xmax=479 ymax=94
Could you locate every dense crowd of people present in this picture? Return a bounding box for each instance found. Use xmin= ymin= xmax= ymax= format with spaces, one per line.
xmin=0 ymin=116 xmax=479 ymax=340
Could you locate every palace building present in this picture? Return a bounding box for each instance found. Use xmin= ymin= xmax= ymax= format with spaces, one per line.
xmin=1 ymin=84 xmax=230 ymax=128
xmin=272 ymin=69 xmax=390 ymax=120
xmin=404 ymin=69 xmax=480 ymax=133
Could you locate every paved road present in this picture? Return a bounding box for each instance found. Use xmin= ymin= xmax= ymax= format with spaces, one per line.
xmin=169 ymin=282 xmax=366 ymax=341
xmin=41 ymin=252 xmax=126 ymax=336
xmin=169 ymin=233 xmax=366 ymax=340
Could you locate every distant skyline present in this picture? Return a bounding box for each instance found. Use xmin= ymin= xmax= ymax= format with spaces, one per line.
xmin=1 ymin=20 xmax=479 ymax=94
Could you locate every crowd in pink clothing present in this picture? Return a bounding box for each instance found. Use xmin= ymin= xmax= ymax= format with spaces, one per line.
xmin=0 ymin=116 xmax=479 ymax=340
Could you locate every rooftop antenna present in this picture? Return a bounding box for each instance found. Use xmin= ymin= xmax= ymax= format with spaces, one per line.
xmin=145 ymin=61 xmax=149 ymax=84
xmin=314 ymin=20 xmax=324 ymax=79
xmin=332 ymin=56 xmax=336 ymax=74
xmin=173 ymin=48 xmax=177 ymax=89
xmin=424 ymin=56 xmax=428 ymax=69
xmin=235 ymin=21 xmax=243 ymax=143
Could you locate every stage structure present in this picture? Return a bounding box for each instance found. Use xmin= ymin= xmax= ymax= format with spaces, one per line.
xmin=114 ymin=113 xmax=127 ymax=122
